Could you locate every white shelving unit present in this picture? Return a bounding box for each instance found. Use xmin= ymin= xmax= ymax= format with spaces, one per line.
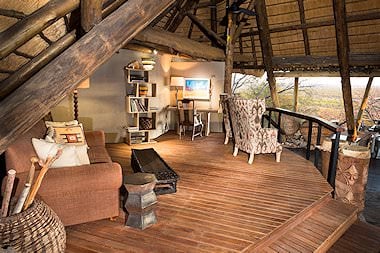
xmin=124 ymin=67 xmax=157 ymax=145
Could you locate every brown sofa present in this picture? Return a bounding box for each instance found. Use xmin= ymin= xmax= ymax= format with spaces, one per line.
xmin=4 ymin=120 xmax=122 ymax=226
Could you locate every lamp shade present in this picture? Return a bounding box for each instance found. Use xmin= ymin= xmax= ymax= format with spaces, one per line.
xmin=170 ymin=77 xmax=185 ymax=87
xmin=77 ymin=78 xmax=90 ymax=89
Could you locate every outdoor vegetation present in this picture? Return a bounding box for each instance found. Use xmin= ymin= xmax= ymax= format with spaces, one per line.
xmin=233 ymin=73 xmax=380 ymax=127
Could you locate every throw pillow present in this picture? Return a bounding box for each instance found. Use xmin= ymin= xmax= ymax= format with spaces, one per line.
xmin=45 ymin=121 xmax=86 ymax=145
xmin=32 ymin=139 xmax=90 ymax=168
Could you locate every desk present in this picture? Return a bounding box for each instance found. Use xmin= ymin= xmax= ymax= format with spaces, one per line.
xmin=166 ymin=106 xmax=219 ymax=136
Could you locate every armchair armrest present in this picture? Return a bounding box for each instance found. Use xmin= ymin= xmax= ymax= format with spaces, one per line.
xmin=85 ymin=130 xmax=106 ymax=147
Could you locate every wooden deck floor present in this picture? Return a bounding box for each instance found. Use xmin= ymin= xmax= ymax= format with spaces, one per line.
xmin=66 ymin=133 xmax=333 ymax=253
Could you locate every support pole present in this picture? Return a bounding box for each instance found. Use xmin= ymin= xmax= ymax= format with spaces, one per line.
xmin=81 ymin=0 xmax=103 ymax=32
xmin=333 ymin=0 xmax=356 ymax=141
xmin=255 ymin=0 xmax=280 ymax=107
xmin=224 ymin=11 xmax=235 ymax=94
xmin=355 ymin=76 xmax=374 ymax=132
xmin=293 ymin=77 xmax=299 ymax=112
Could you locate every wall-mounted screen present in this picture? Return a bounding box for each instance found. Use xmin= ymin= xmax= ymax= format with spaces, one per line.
xmin=183 ymin=78 xmax=211 ymax=101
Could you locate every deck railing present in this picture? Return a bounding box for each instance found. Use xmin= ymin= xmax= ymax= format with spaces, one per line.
xmin=264 ymin=107 xmax=344 ymax=189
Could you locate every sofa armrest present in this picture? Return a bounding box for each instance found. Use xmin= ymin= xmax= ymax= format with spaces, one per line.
xmin=85 ymin=130 xmax=106 ymax=147
xmin=8 ymin=162 xmax=122 ymax=196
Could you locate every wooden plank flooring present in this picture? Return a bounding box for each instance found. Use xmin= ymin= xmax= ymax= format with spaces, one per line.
xmin=66 ymin=133 xmax=333 ymax=253
xmin=328 ymin=221 xmax=380 ymax=253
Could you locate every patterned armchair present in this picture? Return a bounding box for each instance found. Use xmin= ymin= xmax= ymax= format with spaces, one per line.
xmin=228 ymin=97 xmax=282 ymax=164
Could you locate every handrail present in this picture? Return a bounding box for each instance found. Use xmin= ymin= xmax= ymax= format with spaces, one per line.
xmin=266 ymin=107 xmax=344 ymax=132
xmin=265 ymin=107 xmax=343 ymax=192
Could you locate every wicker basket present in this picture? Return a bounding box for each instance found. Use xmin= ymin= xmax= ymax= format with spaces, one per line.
xmin=0 ymin=199 xmax=66 ymax=252
xmin=139 ymin=117 xmax=153 ymax=130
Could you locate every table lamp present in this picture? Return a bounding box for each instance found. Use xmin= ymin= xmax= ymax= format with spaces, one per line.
xmin=170 ymin=77 xmax=185 ymax=105
xmin=73 ymin=78 xmax=90 ymax=120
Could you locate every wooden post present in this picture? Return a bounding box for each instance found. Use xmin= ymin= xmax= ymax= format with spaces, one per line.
xmin=355 ymin=76 xmax=374 ymax=132
xmin=81 ymin=0 xmax=103 ymax=32
xmin=0 ymin=0 xmax=80 ymax=60
xmin=255 ymin=0 xmax=280 ymax=107
xmin=0 ymin=0 xmax=175 ymax=154
xmin=293 ymin=77 xmax=299 ymax=112
xmin=0 ymin=31 xmax=76 ymax=100
xmin=333 ymin=0 xmax=356 ymax=141
xmin=210 ymin=0 xmax=217 ymax=47
xmin=224 ymin=11 xmax=234 ymax=95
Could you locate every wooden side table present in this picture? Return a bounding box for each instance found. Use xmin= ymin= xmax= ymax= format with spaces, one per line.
xmin=124 ymin=173 xmax=158 ymax=230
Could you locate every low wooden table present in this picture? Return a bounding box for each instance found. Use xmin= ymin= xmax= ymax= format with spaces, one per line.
xmin=131 ymin=148 xmax=179 ymax=195
xmin=124 ymin=173 xmax=157 ymax=230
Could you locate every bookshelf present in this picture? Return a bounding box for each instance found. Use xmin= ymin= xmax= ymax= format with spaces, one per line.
xmin=124 ymin=67 xmax=157 ymax=145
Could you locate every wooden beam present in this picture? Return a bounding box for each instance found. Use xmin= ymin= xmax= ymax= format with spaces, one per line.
xmin=255 ymin=0 xmax=280 ymax=107
xmin=240 ymin=11 xmax=380 ymax=37
xmin=163 ymin=0 xmax=185 ymax=30
xmin=195 ymin=0 xmax=224 ymax=9
xmin=210 ymin=0 xmax=218 ymax=47
xmin=224 ymin=12 xmax=235 ymax=94
xmin=293 ymin=77 xmax=299 ymax=112
xmin=0 ymin=31 xmax=77 ymax=101
xmin=232 ymin=0 xmax=255 ymax=43
xmin=81 ymin=0 xmax=103 ymax=32
xmin=133 ymin=27 xmax=225 ymax=61
xmin=187 ymin=12 xmax=226 ymax=47
xmin=0 ymin=0 xmax=175 ymax=154
xmin=187 ymin=8 xmax=197 ymax=38
xmin=124 ymin=43 xmax=153 ymax=54
xmin=355 ymin=76 xmax=374 ymax=132
xmin=249 ymin=28 xmax=258 ymax=65
xmin=296 ymin=0 xmax=310 ymax=55
xmin=167 ymin=0 xmax=198 ymax=32
xmin=0 ymin=0 xmax=80 ymax=60
xmin=149 ymin=1 xmax=177 ymax=26
xmin=333 ymin=0 xmax=356 ymax=141
xmin=272 ymin=54 xmax=380 ymax=68
xmin=102 ymin=0 xmax=127 ymax=18
xmin=273 ymin=70 xmax=380 ymax=77
xmin=0 ymin=8 xmax=26 ymax=19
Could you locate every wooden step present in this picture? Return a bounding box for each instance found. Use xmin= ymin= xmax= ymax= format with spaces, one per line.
xmin=246 ymin=197 xmax=358 ymax=253
xmin=328 ymin=220 xmax=380 ymax=253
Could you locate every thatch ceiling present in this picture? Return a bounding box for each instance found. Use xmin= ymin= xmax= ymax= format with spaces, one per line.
xmin=0 ymin=0 xmax=379 ymax=85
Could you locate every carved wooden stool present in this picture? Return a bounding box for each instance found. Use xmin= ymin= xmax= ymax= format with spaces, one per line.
xmin=124 ymin=173 xmax=157 ymax=229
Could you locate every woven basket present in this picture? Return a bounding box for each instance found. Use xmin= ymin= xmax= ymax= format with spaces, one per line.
xmin=139 ymin=117 xmax=153 ymax=130
xmin=0 ymin=199 xmax=66 ymax=252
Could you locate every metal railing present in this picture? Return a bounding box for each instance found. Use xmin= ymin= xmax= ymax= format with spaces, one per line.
xmin=264 ymin=107 xmax=344 ymax=189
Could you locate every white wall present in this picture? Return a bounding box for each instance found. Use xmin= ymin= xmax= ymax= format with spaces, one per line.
xmin=170 ymin=61 xmax=225 ymax=132
xmin=51 ymin=49 xmax=172 ymax=143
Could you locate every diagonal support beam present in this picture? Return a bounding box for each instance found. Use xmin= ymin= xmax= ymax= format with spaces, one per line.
xmin=232 ymin=0 xmax=255 ymax=43
xmin=0 ymin=0 xmax=175 ymax=153
xmin=187 ymin=12 xmax=226 ymax=48
xmin=333 ymin=0 xmax=356 ymax=141
xmin=167 ymin=0 xmax=198 ymax=32
xmin=133 ymin=27 xmax=225 ymax=61
xmin=355 ymin=76 xmax=374 ymax=132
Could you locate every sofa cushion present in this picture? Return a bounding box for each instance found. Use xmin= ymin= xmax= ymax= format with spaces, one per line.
xmin=32 ymin=138 xmax=90 ymax=168
xmin=87 ymin=146 xmax=112 ymax=164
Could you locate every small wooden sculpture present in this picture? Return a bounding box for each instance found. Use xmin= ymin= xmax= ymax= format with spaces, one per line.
xmin=1 ymin=169 xmax=16 ymax=217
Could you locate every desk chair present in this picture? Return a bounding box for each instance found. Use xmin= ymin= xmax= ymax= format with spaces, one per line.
xmin=177 ymin=99 xmax=203 ymax=141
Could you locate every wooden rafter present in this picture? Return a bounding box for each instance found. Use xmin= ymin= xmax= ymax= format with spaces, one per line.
xmin=133 ymin=27 xmax=225 ymax=61
xmin=0 ymin=0 xmax=175 ymax=154
xmin=150 ymin=1 xmax=177 ymax=27
xmin=296 ymin=0 xmax=310 ymax=55
xmin=240 ymin=11 xmax=380 ymax=37
xmin=0 ymin=0 xmax=80 ymax=60
xmin=232 ymin=0 xmax=255 ymax=43
xmin=195 ymin=0 xmax=224 ymax=9
xmin=187 ymin=7 xmax=197 ymax=38
xmin=273 ymin=70 xmax=380 ymax=77
xmin=0 ymin=31 xmax=77 ymax=101
xmin=255 ymin=0 xmax=280 ymax=107
xmin=81 ymin=0 xmax=102 ymax=32
xmin=187 ymin=12 xmax=226 ymax=47
xmin=167 ymin=0 xmax=198 ymax=32
xmin=333 ymin=0 xmax=356 ymax=141
xmin=355 ymin=76 xmax=374 ymax=132
xmin=163 ymin=0 xmax=185 ymax=30
xmin=249 ymin=28 xmax=258 ymax=65
xmin=210 ymin=0 xmax=218 ymax=46
xmin=0 ymin=8 xmax=26 ymax=19
xmin=102 ymin=0 xmax=127 ymax=18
